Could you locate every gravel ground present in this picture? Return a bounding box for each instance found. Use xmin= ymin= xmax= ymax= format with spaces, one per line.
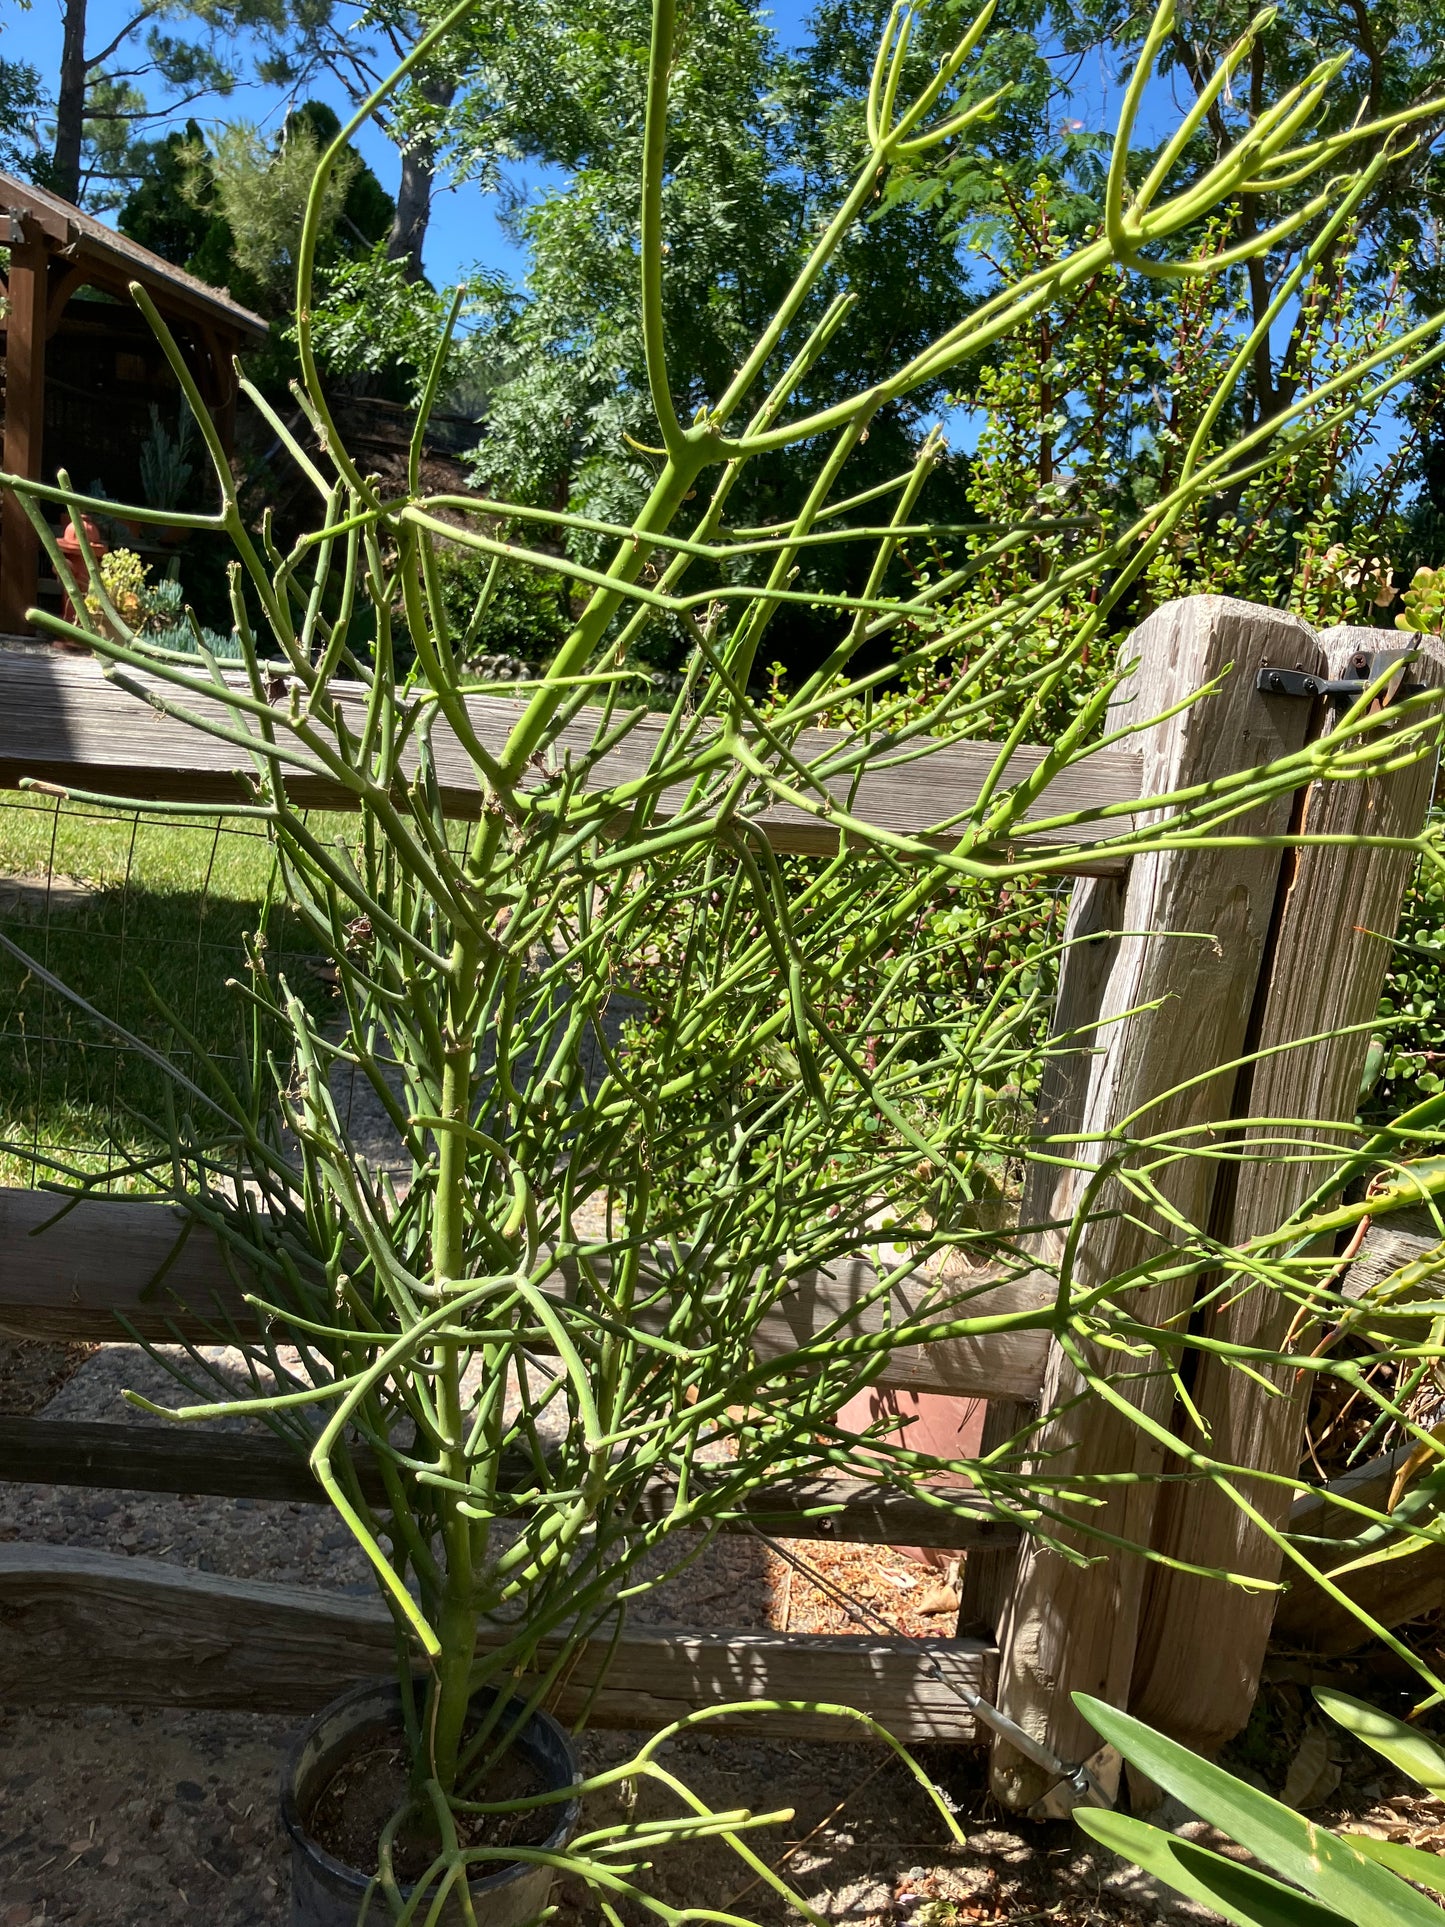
xmin=0 ymin=1336 xmax=1219 ymax=1927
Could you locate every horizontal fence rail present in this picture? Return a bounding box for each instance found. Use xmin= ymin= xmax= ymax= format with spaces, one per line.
xmin=0 ymin=1415 xmax=1017 ymax=1551
xmin=0 ymin=1545 xmax=997 ymax=1741
xmin=1274 ymin=1448 xmax=1445 ymax=1655
xmin=0 ymin=1188 xmax=1053 ymax=1400
xmin=0 ymin=648 xmax=1143 ymax=870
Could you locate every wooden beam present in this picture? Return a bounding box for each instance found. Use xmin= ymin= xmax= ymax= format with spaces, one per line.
xmin=0 ymin=230 xmax=50 ymax=635
xmin=0 ymin=652 xmax=1142 ymax=873
xmin=44 ymin=261 xmax=88 ymax=336
xmin=196 ymin=321 xmax=238 ymax=455
xmin=0 ymin=1187 xmax=1050 ymax=1400
xmin=1273 ymin=1452 xmax=1445 ymax=1655
xmin=65 ymin=242 xmax=266 ymax=343
xmin=0 ymin=1543 xmax=997 ymax=1740
xmin=1333 ymin=1212 xmax=1443 ymax=1300
xmin=749 ymin=1252 xmax=1052 ymax=1400
xmin=0 ymin=1187 xmax=255 ymax=1340
xmin=0 ymin=1416 xmax=1020 ymax=1552
xmin=1128 ymin=630 xmax=1445 ymax=1753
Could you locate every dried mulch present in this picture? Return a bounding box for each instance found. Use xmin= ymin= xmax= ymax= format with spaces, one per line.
xmin=0 ymin=1341 xmax=94 ymax=1419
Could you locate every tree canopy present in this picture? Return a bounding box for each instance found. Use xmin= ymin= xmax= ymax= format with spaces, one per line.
xmin=12 ymin=0 xmax=1443 ymax=669
xmin=0 ymin=0 xmax=291 ymax=206
xmin=118 ymin=101 xmax=394 ymax=319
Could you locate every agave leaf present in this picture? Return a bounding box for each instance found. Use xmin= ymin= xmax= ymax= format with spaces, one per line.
xmin=1315 ymin=1690 xmax=1445 ymax=1797
xmin=1342 ymin=1833 xmax=1445 ymax=1893
xmin=1072 ymin=1694 xmax=1443 ymax=1927
xmin=1077 ymin=1810 xmax=1349 ymax=1927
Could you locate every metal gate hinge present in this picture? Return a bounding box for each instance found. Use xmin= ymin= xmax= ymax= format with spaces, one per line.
xmin=1256 ymin=647 xmax=1421 ymax=705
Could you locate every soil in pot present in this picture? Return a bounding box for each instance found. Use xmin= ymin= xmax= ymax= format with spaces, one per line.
xmin=305 ymin=1721 xmax=559 ymax=1884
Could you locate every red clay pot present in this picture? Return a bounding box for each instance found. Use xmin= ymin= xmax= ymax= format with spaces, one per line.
xmin=56 ymin=515 xmax=108 ymax=635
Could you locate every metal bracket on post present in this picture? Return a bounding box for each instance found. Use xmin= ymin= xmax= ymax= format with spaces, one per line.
xmin=1256 ymin=647 xmax=1421 ymax=705
xmin=1026 ymin=1744 xmax=1123 ymax=1821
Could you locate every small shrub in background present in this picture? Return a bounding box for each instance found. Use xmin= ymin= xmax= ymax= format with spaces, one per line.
xmin=426 ymin=540 xmax=573 ymax=667
xmin=86 ymin=548 xmax=241 ymax=658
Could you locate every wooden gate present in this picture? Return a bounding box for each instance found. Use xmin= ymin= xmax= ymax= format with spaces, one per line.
xmin=0 ymin=594 xmax=1438 ymax=1812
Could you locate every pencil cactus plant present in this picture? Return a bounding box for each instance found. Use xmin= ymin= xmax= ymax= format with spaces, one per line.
xmin=8 ymin=0 xmax=1445 ymax=1915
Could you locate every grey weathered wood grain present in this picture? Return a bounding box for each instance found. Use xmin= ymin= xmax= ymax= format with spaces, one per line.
xmin=957 ymin=868 xmax=1127 ymax=1641
xmin=0 ymin=648 xmax=1141 ymax=868
xmin=1274 ymin=1450 xmax=1445 ymax=1654
xmin=0 ymin=1186 xmax=1049 ymax=1399
xmin=1285 ymin=1447 xmax=1400 ymax=1549
xmin=1129 ymin=630 xmax=1445 ymax=1753
xmin=990 ymin=596 xmax=1322 ymax=1809
xmin=0 ymin=1188 xmax=256 ymax=1338
xmin=0 ymin=1415 xmax=1020 ymax=1551
xmin=1336 ymin=1214 xmax=1443 ymax=1301
xmin=749 ymin=1252 xmax=1052 ymax=1400
xmin=0 ymin=1542 xmax=997 ymax=1739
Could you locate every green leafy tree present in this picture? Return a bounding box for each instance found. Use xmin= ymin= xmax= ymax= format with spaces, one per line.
xmin=115 ymin=119 xmax=232 ymax=271
xmin=450 ymin=0 xmax=979 ymax=672
xmin=118 ymin=101 xmax=393 ymax=321
xmin=21 ymin=0 xmax=290 ymax=206
xmin=203 ymin=116 xmax=355 ymax=311
xmin=944 ymin=0 xmax=1445 ymax=431
xmin=0 ymin=52 xmax=45 ymax=177
xmin=302 ymin=244 xmax=511 ymax=401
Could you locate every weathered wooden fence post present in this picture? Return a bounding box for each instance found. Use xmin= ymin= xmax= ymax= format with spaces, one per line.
xmin=988 ymin=595 xmax=1324 ymax=1811
xmin=956 ymin=875 xmax=1125 ymax=1640
xmin=1126 ymin=625 xmax=1445 ymax=1757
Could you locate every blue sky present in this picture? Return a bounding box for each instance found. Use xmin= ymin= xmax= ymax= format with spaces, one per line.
xmin=2 ymin=0 xmax=1301 ymax=462
xmin=1 ymin=3 xmax=1411 ymax=474
xmin=1 ymin=0 xmax=1155 ymax=285
xmin=0 ymin=0 xmax=1329 ymax=291
xmin=0 ymin=0 xmax=825 ymax=285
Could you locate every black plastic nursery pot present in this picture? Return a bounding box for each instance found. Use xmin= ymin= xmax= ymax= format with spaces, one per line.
xmin=281 ymin=1678 xmax=582 ymax=1927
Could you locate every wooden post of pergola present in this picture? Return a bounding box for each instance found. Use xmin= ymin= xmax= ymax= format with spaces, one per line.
xmin=0 ymin=172 xmax=266 ymax=637
xmin=0 ymin=217 xmax=50 ymax=635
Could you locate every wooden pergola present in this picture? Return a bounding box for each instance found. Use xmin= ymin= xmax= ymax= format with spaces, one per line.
xmin=0 ymin=172 xmax=267 ymax=635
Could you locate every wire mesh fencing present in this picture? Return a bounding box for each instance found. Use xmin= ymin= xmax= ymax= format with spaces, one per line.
xmin=0 ymin=790 xmax=326 ymax=1192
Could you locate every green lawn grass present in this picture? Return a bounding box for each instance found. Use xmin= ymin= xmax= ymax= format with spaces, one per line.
xmin=0 ymin=793 xmax=324 ymax=1191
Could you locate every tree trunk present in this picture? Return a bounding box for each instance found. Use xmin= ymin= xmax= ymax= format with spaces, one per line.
xmin=1241 ymin=41 xmax=1280 ymax=431
xmin=52 ymin=0 xmax=89 ymax=205
xmin=386 ymin=76 xmax=455 ymax=282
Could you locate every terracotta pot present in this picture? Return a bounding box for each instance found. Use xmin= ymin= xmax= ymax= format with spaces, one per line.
xmin=835 ymin=1386 xmax=985 ymax=1569
xmin=281 ymin=1677 xmax=582 ymax=1927
xmin=56 ymin=515 xmax=108 ymax=633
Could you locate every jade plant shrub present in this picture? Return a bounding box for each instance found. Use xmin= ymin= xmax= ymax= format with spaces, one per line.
xmin=1073 ymin=1687 xmax=1445 ymax=1926
xmin=11 ymin=0 xmax=1445 ymax=1916
xmin=87 ymin=548 xmax=242 ymax=658
xmin=802 ymin=198 xmax=1426 ymax=756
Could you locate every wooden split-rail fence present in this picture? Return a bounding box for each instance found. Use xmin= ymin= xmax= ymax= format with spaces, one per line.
xmin=0 ymin=595 xmax=1440 ymax=1815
